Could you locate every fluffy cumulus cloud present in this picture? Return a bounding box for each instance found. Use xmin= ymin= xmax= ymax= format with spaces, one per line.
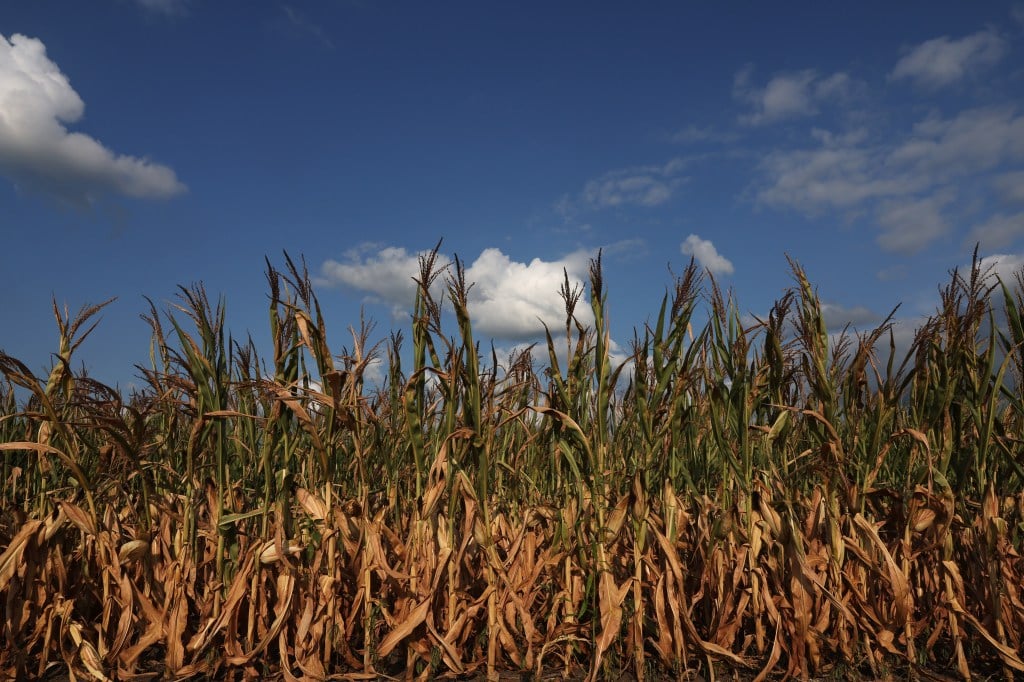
xmin=463 ymin=248 xmax=595 ymax=339
xmin=733 ymin=66 xmax=854 ymax=126
xmin=320 ymin=244 xmax=596 ymax=340
xmin=890 ymin=29 xmax=1007 ymax=89
xmin=362 ymin=357 xmax=385 ymax=387
xmin=319 ymin=245 xmax=446 ymax=315
xmin=977 ymin=253 xmax=1024 ymax=287
xmin=680 ymin=234 xmax=734 ymax=275
xmin=0 ymin=33 xmax=185 ymax=206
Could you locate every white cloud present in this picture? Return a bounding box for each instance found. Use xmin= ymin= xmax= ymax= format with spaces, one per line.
xmin=890 ymin=29 xmax=1007 ymax=89
xmin=1013 ymin=4 xmax=1024 ymax=28
xmin=756 ymin=127 xmax=932 ymax=214
xmin=870 ymin=253 xmax=1024 ymax=364
xmin=968 ymin=212 xmax=1024 ymax=249
xmin=977 ymin=253 xmax=1024 ymax=287
xmin=578 ymin=158 xmax=689 ymax=210
xmin=282 ymin=5 xmax=334 ymax=48
xmin=670 ymin=124 xmax=737 ymax=145
xmin=994 ymin=171 xmax=1024 ymax=204
xmin=320 ymin=245 xmax=597 ymax=341
xmin=889 ymin=107 xmax=1024 ymax=180
xmin=754 ymin=107 xmax=1024 ymax=254
xmin=680 ymin=234 xmax=734 ymax=275
xmin=887 ymin=315 xmax=929 ymax=364
xmin=560 ymin=158 xmax=693 ymax=216
xmin=814 ymin=72 xmax=854 ymax=100
xmin=496 ymin=335 xmax=633 ymax=391
xmin=0 ymin=33 xmax=185 ymax=206
xmin=600 ymin=237 xmax=648 ymax=262
xmin=463 ymin=248 xmax=595 ymax=339
xmin=760 ymin=107 xmax=1024 ymax=213
xmin=757 ymin=141 xmax=920 ymax=213
xmin=877 ymin=265 xmax=908 ymax=282
xmin=582 ymin=173 xmax=673 ymax=208
xmin=363 ymin=357 xmax=385 ymax=387
xmin=734 ymin=66 xmax=854 ymax=126
xmin=876 ymin=189 xmax=956 ymax=254
xmin=319 ymin=245 xmax=446 ymax=315
xmin=759 ymin=108 xmax=1024 ymax=212
xmin=820 ymin=302 xmax=881 ymax=329
xmin=133 ymin=0 xmax=188 ymax=14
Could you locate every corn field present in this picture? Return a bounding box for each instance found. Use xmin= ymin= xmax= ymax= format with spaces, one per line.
xmin=1 ymin=248 xmax=1023 ymax=681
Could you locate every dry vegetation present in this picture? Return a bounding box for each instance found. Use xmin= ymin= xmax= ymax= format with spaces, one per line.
xmin=1 ymin=248 xmax=1023 ymax=681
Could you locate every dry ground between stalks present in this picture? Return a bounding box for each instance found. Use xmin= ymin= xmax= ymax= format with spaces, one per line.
xmin=28 ymin=661 xmax=993 ymax=682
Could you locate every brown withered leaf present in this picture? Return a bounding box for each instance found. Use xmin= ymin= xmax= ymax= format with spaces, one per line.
xmin=376 ymin=597 xmax=430 ymax=659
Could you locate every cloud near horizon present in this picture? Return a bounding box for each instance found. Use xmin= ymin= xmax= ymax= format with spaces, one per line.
xmin=319 ymin=244 xmax=597 ymax=341
xmin=977 ymin=252 xmax=1024 ymax=287
xmin=820 ymin=302 xmax=882 ymax=329
xmin=0 ymin=33 xmax=185 ymax=207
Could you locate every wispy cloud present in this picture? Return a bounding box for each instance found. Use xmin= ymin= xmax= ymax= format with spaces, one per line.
xmin=890 ymin=28 xmax=1007 ymax=89
xmin=670 ymin=124 xmax=737 ymax=145
xmin=680 ymin=234 xmax=734 ymax=275
xmin=756 ymin=128 xmax=922 ymax=212
xmin=582 ymin=174 xmax=673 ymax=208
xmin=282 ymin=5 xmax=334 ymax=49
xmin=967 ymin=212 xmax=1024 ymax=250
xmin=876 ymin=189 xmax=956 ymax=254
xmin=581 ymin=161 xmax=686 ymax=209
xmin=733 ymin=66 xmax=856 ymax=126
xmin=889 ymin=107 xmax=1024 ymax=180
xmin=132 ymin=0 xmax=189 ymax=15
xmin=994 ymin=171 xmax=1024 ymax=204
xmin=754 ymin=107 xmax=1024 ymax=253
xmin=1013 ymin=4 xmax=1024 ymax=28
xmin=820 ymin=302 xmax=882 ymax=329
xmin=558 ymin=158 xmax=690 ymax=218
xmin=0 ymin=33 xmax=185 ymax=207
xmin=877 ymin=265 xmax=909 ymax=282
xmin=601 ymin=238 xmax=649 ymax=262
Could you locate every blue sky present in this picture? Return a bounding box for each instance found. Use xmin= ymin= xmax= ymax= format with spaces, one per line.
xmin=2 ymin=1 xmax=1024 ymax=388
